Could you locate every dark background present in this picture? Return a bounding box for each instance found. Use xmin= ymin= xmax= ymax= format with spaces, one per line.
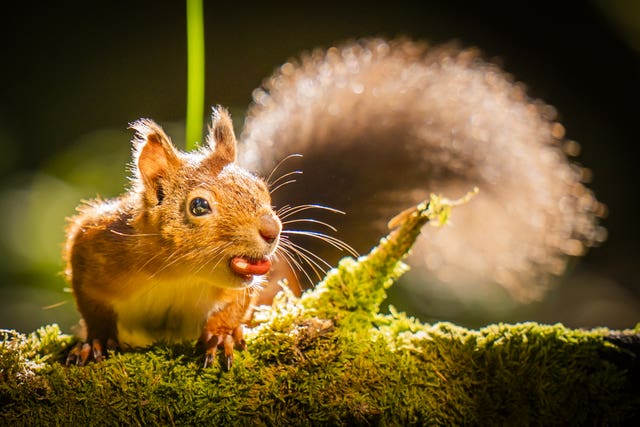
xmin=1 ymin=1 xmax=638 ymax=332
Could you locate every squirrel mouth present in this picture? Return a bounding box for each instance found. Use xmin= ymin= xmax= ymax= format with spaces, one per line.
xmin=229 ymin=256 xmax=272 ymax=278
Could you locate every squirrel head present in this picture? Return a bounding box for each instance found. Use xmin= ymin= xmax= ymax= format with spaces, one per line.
xmin=128 ymin=106 xmax=281 ymax=288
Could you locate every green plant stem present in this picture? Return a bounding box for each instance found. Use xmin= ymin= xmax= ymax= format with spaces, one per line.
xmin=185 ymin=0 xmax=205 ymax=150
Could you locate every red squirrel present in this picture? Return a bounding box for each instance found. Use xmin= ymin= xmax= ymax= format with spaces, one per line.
xmin=65 ymin=108 xmax=281 ymax=368
xmin=64 ymin=38 xmax=603 ymax=367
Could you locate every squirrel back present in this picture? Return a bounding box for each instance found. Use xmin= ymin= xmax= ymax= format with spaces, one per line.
xmin=239 ymin=38 xmax=605 ymax=302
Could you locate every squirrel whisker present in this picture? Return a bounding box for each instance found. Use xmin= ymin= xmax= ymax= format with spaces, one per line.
xmin=281 ymin=218 xmax=338 ymax=232
xmin=269 ymin=178 xmax=299 ymax=195
xmin=203 ymin=245 xmax=234 ymax=275
xmin=273 ymin=199 xmax=358 ymax=285
xmin=276 ymin=203 xmax=346 ymax=220
xmin=136 ymin=249 xmax=170 ymax=275
xmin=109 ymin=230 xmax=161 ymax=238
xmin=265 ymin=153 xmax=303 ymax=186
xmin=150 ymin=242 xmax=230 ymax=280
xmin=148 ymin=250 xmax=192 ymax=279
xmin=268 ymin=170 xmax=303 ymax=192
xmin=272 ymin=249 xmax=304 ymax=289
xmin=275 ymin=243 xmax=322 ymax=286
xmin=279 ymin=239 xmax=333 ymax=273
xmin=282 ymin=230 xmax=358 ymax=258
xmin=136 ymin=246 xmax=231 ymax=302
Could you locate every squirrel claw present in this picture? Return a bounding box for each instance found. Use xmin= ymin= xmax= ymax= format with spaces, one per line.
xmin=65 ymin=338 xmax=114 ymax=366
xmin=202 ymin=335 xmax=222 ymax=369
xmin=201 ymin=326 xmax=246 ymax=370
xmin=65 ymin=342 xmax=82 ymax=366
xmin=65 ymin=342 xmax=91 ymax=366
xmin=223 ymin=334 xmax=235 ymax=370
xmin=92 ymin=338 xmax=103 ymax=362
xmin=203 ymin=350 xmax=216 ymax=369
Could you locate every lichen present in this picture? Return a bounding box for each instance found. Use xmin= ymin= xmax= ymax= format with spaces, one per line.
xmin=1 ymin=193 xmax=638 ymax=425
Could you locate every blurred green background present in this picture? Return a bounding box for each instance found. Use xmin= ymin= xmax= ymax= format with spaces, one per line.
xmin=1 ymin=1 xmax=638 ymax=333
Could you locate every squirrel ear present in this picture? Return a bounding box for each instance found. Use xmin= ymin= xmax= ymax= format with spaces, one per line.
xmin=129 ymin=119 xmax=181 ymax=202
xmin=205 ymin=106 xmax=237 ymax=164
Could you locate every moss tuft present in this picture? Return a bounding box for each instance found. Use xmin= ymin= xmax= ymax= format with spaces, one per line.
xmin=300 ymin=192 xmax=475 ymax=326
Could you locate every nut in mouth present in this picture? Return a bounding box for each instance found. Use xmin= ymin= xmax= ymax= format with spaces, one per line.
xmin=229 ymin=256 xmax=272 ymax=279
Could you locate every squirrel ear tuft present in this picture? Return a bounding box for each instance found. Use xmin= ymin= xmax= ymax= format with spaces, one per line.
xmin=129 ymin=119 xmax=181 ymax=200
xmin=205 ymin=106 xmax=237 ymax=164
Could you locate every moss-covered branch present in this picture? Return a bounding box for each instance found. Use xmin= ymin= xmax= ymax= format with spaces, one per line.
xmin=1 ymin=194 xmax=639 ymax=425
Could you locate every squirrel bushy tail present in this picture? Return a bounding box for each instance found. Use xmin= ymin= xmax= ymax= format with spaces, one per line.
xmin=239 ymin=38 xmax=605 ymax=302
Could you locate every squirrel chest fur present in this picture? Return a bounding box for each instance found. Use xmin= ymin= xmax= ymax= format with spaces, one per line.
xmin=64 ymin=108 xmax=281 ymax=366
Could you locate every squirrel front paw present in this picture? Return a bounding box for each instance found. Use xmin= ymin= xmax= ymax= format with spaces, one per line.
xmin=65 ymin=338 xmax=118 ymax=366
xmin=200 ymin=326 xmax=246 ymax=370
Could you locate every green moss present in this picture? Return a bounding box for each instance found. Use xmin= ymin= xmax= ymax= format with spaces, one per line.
xmin=300 ymin=192 xmax=471 ymax=325
xmin=1 ymin=195 xmax=639 ymax=425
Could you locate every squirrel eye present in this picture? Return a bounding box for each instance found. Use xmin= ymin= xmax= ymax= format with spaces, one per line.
xmin=189 ymin=197 xmax=212 ymax=216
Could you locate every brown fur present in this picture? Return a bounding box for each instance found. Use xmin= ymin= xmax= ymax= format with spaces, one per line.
xmin=64 ymin=107 xmax=281 ymax=363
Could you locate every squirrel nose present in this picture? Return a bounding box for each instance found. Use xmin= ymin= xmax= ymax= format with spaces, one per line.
xmin=258 ymin=213 xmax=281 ymax=244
